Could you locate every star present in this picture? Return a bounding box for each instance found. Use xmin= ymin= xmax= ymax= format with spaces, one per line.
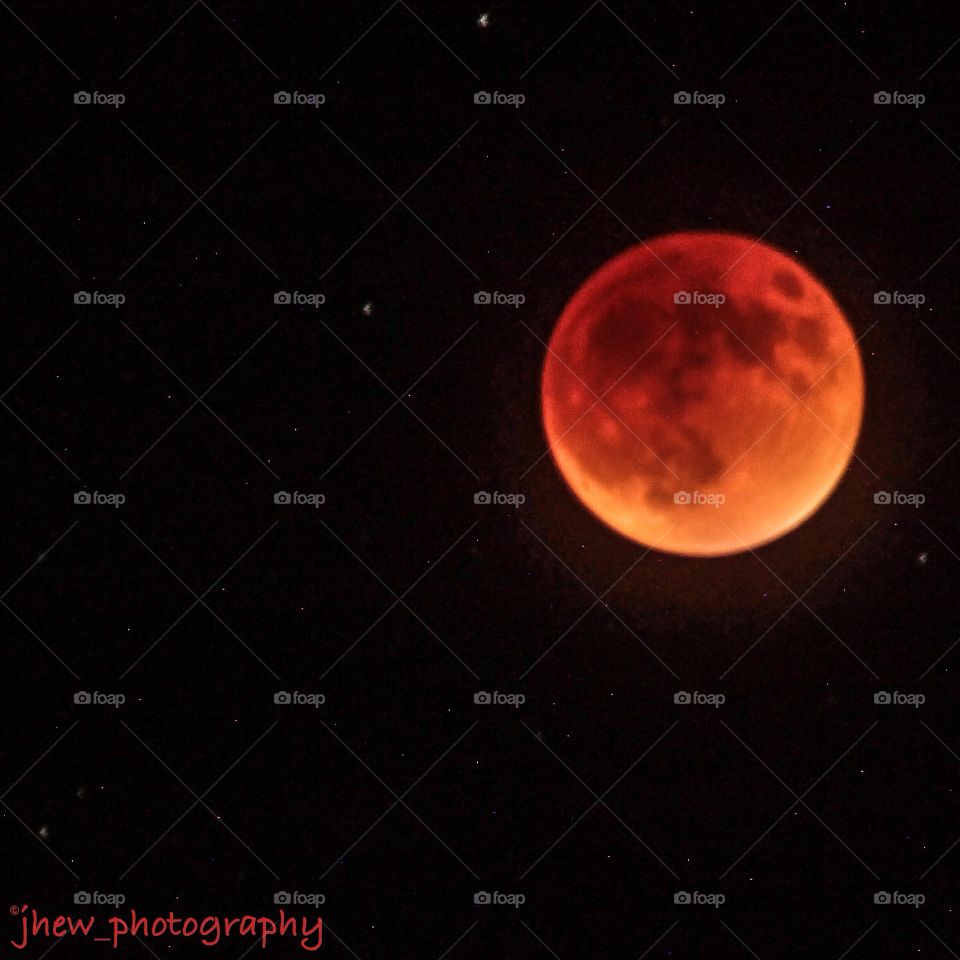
xmin=477 ymin=12 xmax=490 ymax=28
xmin=917 ymin=552 xmax=929 ymax=565
xmin=362 ymin=301 xmax=374 ymax=316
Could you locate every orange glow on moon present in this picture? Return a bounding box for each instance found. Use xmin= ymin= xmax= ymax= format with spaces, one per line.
xmin=541 ymin=232 xmax=865 ymax=557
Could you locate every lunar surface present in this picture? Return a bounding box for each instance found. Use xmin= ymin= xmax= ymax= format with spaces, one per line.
xmin=541 ymin=232 xmax=865 ymax=556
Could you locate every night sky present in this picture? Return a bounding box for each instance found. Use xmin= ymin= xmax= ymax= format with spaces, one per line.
xmin=2 ymin=1 xmax=960 ymax=958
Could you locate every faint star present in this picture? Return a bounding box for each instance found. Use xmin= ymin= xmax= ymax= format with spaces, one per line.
xmin=362 ymin=301 xmax=374 ymax=316
xmin=477 ymin=12 xmax=490 ymax=27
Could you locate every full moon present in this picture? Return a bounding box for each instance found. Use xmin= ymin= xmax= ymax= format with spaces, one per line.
xmin=541 ymin=231 xmax=865 ymax=557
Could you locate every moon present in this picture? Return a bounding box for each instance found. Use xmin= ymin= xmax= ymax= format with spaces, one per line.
xmin=541 ymin=231 xmax=865 ymax=557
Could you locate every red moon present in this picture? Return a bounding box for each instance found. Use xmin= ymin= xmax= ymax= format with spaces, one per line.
xmin=541 ymin=232 xmax=865 ymax=557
